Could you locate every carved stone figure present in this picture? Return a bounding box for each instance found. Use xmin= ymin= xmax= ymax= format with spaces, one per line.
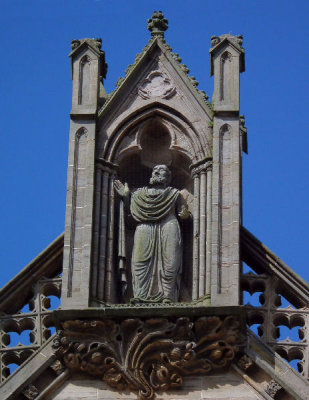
xmin=114 ymin=165 xmax=191 ymax=303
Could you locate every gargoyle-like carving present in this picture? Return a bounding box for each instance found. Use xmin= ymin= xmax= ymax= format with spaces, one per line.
xmin=237 ymin=354 xmax=254 ymax=371
xmin=71 ymin=39 xmax=80 ymax=50
xmin=210 ymin=34 xmax=243 ymax=49
xmin=53 ymin=316 xmax=242 ymax=400
xmin=50 ymin=359 xmax=66 ymax=376
xmin=22 ymin=384 xmax=39 ymax=400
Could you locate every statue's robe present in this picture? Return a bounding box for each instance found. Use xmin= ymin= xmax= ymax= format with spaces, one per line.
xmin=130 ymin=186 xmax=181 ymax=302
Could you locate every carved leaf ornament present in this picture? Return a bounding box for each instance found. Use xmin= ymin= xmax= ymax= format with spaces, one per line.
xmin=53 ymin=316 xmax=241 ymax=400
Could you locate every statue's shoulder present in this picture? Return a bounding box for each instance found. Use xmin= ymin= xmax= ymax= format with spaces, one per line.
xmin=132 ymin=187 xmax=147 ymax=196
xmin=167 ymin=186 xmax=180 ymax=195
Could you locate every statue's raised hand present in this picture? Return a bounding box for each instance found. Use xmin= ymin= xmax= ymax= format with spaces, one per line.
xmin=114 ymin=180 xmax=130 ymax=199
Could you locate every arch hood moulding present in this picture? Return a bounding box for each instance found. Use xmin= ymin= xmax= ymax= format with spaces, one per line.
xmin=0 ymin=11 xmax=308 ymax=400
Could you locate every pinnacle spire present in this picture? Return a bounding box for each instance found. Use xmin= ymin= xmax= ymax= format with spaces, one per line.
xmin=147 ymin=11 xmax=168 ymax=38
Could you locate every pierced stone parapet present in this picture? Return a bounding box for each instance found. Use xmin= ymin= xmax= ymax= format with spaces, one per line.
xmin=0 ymin=276 xmax=61 ymax=382
xmin=53 ymin=315 xmax=243 ymax=400
xmin=241 ymin=226 xmax=309 ymax=380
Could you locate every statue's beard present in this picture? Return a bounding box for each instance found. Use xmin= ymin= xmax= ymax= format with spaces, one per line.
xmin=149 ymin=175 xmax=167 ymax=186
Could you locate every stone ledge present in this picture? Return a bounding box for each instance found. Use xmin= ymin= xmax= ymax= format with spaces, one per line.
xmin=53 ymin=305 xmax=246 ymax=325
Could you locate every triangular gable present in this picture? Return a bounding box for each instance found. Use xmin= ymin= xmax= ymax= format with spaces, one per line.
xmin=98 ymin=36 xmax=213 ymax=122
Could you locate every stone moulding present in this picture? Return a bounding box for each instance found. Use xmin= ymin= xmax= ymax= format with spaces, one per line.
xmin=53 ymin=315 xmax=243 ymax=400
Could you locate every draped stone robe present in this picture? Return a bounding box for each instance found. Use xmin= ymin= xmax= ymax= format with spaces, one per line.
xmin=130 ymin=186 xmax=182 ymax=302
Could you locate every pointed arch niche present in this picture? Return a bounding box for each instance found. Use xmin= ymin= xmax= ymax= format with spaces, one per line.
xmin=91 ymin=106 xmax=212 ymax=305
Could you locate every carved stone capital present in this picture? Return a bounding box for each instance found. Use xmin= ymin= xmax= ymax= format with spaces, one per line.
xmin=53 ymin=316 xmax=242 ymax=400
xmin=190 ymin=158 xmax=212 ymax=178
xmin=96 ymin=158 xmax=118 ymax=175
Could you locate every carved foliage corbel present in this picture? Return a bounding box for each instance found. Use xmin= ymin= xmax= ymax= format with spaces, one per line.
xmin=53 ymin=315 xmax=243 ymax=400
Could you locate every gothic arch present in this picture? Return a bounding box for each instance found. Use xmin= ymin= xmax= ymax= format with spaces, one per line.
xmin=92 ymin=103 xmax=213 ymax=304
xmin=78 ymin=55 xmax=91 ymax=105
xmin=67 ymin=127 xmax=88 ymax=297
xmin=101 ymin=103 xmax=210 ymax=165
xmin=220 ymin=51 xmax=232 ymax=102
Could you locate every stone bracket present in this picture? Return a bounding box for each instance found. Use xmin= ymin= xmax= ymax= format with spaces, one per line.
xmin=52 ymin=314 xmax=244 ymax=400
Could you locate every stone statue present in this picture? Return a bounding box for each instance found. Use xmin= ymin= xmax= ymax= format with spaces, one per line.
xmin=114 ymin=165 xmax=191 ymax=303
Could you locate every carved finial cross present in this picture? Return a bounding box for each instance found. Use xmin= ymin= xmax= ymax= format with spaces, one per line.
xmin=147 ymin=11 xmax=168 ymax=38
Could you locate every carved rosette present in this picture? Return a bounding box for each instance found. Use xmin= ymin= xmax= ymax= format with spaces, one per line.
xmin=53 ymin=316 xmax=242 ymax=400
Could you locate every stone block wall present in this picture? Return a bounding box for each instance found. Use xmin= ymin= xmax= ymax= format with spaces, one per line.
xmin=51 ymin=372 xmax=263 ymax=400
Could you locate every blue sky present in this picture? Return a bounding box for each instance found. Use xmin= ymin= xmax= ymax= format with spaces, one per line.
xmin=1 ymin=0 xmax=309 ymax=290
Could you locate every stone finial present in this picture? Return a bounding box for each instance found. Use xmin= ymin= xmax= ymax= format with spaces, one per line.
xmin=147 ymin=11 xmax=168 ymax=38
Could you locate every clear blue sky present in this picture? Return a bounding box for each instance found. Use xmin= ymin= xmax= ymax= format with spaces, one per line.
xmin=1 ymin=0 xmax=309 ymax=289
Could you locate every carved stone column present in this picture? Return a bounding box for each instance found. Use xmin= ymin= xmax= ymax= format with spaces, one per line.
xmin=91 ymin=159 xmax=118 ymax=305
xmin=190 ymin=158 xmax=212 ymax=301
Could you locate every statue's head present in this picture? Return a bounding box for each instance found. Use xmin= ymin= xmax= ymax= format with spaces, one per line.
xmin=149 ymin=165 xmax=171 ymax=187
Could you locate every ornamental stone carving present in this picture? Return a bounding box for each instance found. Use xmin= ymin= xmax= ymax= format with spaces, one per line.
xmin=147 ymin=11 xmax=168 ymax=36
xmin=237 ymin=354 xmax=254 ymax=371
xmin=53 ymin=316 xmax=242 ymax=400
xmin=138 ymin=71 xmax=176 ymax=100
xmin=50 ymin=359 xmax=66 ymax=376
xmin=265 ymin=379 xmax=283 ymax=398
xmin=22 ymin=384 xmax=39 ymax=400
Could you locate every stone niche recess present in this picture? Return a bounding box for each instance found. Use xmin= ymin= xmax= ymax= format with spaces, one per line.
xmin=91 ymin=112 xmax=209 ymax=305
xmin=115 ymin=118 xmax=193 ymax=303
